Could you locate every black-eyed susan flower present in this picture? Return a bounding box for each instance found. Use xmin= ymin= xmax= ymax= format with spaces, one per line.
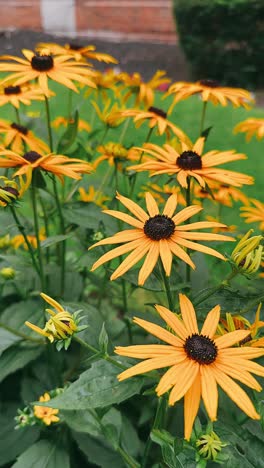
xmin=120 ymin=70 xmax=171 ymax=108
xmin=240 ymin=199 xmax=264 ymax=230
xmin=234 ymin=118 xmax=264 ymax=141
xmin=33 ymin=392 xmax=59 ymax=426
xmin=89 ymin=192 xmax=234 ymax=285
xmin=0 ymin=149 xmax=93 ymax=183
xmin=25 ymin=293 xmax=85 ymax=350
xmin=193 ymin=182 xmax=249 ymax=207
xmin=0 ymin=49 xmax=96 ymax=95
xmin=79 ymin=186 xmax=110 ymax=209
xmin=117 ymin=106 xmax=192 ymax=142
xmin=115 ymin=294 xmax=264 ymax=440
xmin=0 ymin=120 xmax=49 ymax=154
xmin=84 ymin=69 xmax=122 ymax=101
xmin=0 ymin=175 xmax=29 ymax=206
xmin=37 ymin=42 xmax=118 ymax=64
xmin=129 ymin=137 xmax=254 ymax=188
xmin=0 ymin=83 xmax=48 ymax=109
xmin=217 ymin=304 xmax=264 ymax=348
xmin=165 ymin=79 xmax=254 ymax=114
xmin=93 ymin=142 xmax=135 ymax=169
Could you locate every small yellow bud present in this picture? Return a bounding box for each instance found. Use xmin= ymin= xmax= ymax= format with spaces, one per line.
xmin=196 ymin=431 xmax=227 ymax=461
xmin=0 ymin=267 xmax=16 ymax=279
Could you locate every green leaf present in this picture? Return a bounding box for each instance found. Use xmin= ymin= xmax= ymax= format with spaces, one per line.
xmin=40 ymin=359 xmax=144 ymax=410
xmin=40 ymin=233 xmax=74 ymax=249
xmin=56 ymin=110 xmax=79 ymax=154
xmin=12 ymin=439 xmax=70 ymax=468
xmin=72 ymin=431 xmax=124 ymax=468
xmin=98 ymin=323 xmax=109 ymax=353
xmin=1 ymin=298 xmax=44 ymax=338
xmin=0 ymin=328 xmax=20 ymax=356
xmin=0 ymin=343 xmax=43 ymax=383
xmin=0 ymin=403 xmax=40 ymax=466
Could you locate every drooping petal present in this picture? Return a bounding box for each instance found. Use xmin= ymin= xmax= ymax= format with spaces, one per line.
xmin=200 ymin=365 xmax=218 ymax=421
xmin=175 ymin=237 xmax=226 ymax=260
xmin=179 ymin=294 xmax=199 ymax=335
xmin=184 ymin=373 xmax=201 ymax=440
xmin=168 ymin=360 xmax=199 ymax=405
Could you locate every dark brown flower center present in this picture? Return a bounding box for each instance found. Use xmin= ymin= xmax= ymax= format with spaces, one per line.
xmin=199 ymin=79 xmax=219 ymax=88
xmin=0 ymin=186 xmax=19 ymax=202
xmin=177 ymin=150 xmax=202 ymax=170
xmin=4 ymin=85 xmax=21 ymax=95
xmin=184 ymin=334 xmax=218 ymax=364
xmin=68 ymin=43 xmax=83 ymax=51
xmin=31 ymin=53 xmax=54 ymax=71
xmin=148 ymin=106 xmax=167 ymax=119
xmin=144 ymin=214 xmax=175 ymax=240
xmin=239 ymin=334 xmax=252 ymax=346
xmin=23 ymin=151 xmax=42 ymax=162
xmin=11 ymin=122 xmax=28 ymax=135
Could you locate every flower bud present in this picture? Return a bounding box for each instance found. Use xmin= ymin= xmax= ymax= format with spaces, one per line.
xmin=231 ymin=229 xmax=263 ymax=276
xmin=196 ymin=430 xmax=227 ymax=461
xmin=0 ymin=267 xmax=16 ymax=279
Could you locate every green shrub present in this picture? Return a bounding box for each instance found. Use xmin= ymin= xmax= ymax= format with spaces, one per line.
xmin=172 ymin=0 xmax=264 ymax=89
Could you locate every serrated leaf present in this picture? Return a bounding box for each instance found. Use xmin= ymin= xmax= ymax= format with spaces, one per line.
xmin=39 ymin=359 xmax=144 ymax=410
xmin=12 ymin=439 xmax=70 ymax=468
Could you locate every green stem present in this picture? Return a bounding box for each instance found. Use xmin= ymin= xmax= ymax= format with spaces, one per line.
xmin=129 ymin=127 xmax=154 ymax=198
xmin=9 ymin=205 xmax=40 ymax=277
xmin=0 ymin=322 xmax=45 ymax=344
xmin=44 ymin=96 xmax=54 ymax=151
xmin=31 ymin=174 xmax=46 ymax=290
xmin=192 ymin=270 xmax=238 ymax=306
xmin=117 ymin=447 xmax=140 ymax=468
xmin=200 ymin=101 xmax=208 ymax=136
xmin=73 ymin=335 xmax=127 ymax=370
xmin=67 ymin=89 xmax=73 ymax=120
xmin=99 ymin=126 xmax=109 ymax=147
xmin=159 ymin=259 xmax=174 ymax=310
xmin=119 ymin=118 xmax=130 ymax=144
xmin=14 ymin=107 xmax=21 ymax=125
xmin=142 ymin=397 xmax=166 ymax=468
xmin=52 ymin=175 xmax=66 ymax=297
xmin=185 ymin=177 xmax=192 ymax=287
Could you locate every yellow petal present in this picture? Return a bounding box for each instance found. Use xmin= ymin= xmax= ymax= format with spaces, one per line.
xmin=184 ymin=373 xmax=201 ymax=440
xmin=215 ymin=330 xmax=251 ymax=349
xmin=155 ymin=304 xmax=188 ymax=340
xmin=179 ymin=294 xmax=199 ymax=335
xmin=163 ymin=194 xmax=178 ymax=217
xmin=169 ymin=360 xmax=199 ymax=405
xmin=116 ymin=192 xmax=148 ymax=222
xmin=117 ymin=354 xmax=181 ymax=381
xmin=145 ymin=192 xmax=159 ymax=217
xmin=159 ymin=239 xmax=173 ymax=276
xmin=156 ymin=357 xmax=188 ymax=395
xmin=200 ymin=365 xmax=218 ymax=420
xmin=172 ymin=205 xmax=202 ymax=225
xmin=111 ymin=240 xmax=151 ymax=281
xmin=40 ymin=293 xmax=64 ymax=312
xmin=201 ymin=305 xmax=221 ymax=338
xmin=133 ymin=316 xmax=183 ymax=348
xmin=138 ymin=242 xmax=160 ymax=285
xmin=115 ymin=344 xmax=178 ymax=358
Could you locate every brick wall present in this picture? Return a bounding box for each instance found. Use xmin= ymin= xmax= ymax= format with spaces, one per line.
xmin=0 ymin=0 xmax=177 ymax=43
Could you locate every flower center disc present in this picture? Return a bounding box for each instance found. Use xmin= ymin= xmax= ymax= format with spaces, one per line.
xmin=184 ymin=334 xmax=218 ymax=365
xmin=4 ymin=85 xmax=21 ymax=95
xmin=31 ymin=54 xmax=54 ymax=71
xmin=148 ymin=106 xmax=167 ymax=119
xmin=68 ymin=43 xmax=83 ymax=51
xmin=11 ymin=122 xmax=28 ymax=135
xmin=23 ymin=151 xmax=42 ymax=162
xmin=199 ymin=79 xmax=219 ymax=88
xmin=177 ymin=150 xmax=202 ymax=170
xmin=144 ymin=214 xmax=175 ymax=240
xmin=0 ymin=186 xmax=19 ymax=201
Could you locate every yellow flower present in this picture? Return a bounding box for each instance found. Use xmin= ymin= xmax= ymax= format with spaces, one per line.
xmin=0 ymin=175 xmax=30 ymax=206
xmin=84 ymin=69 xmax=121 ymax=101
xmin=115 ymin=294 xmax=264 ymax=440
xmin=79 ymin=186 xmax=110 ymax=209
xmin=0 ymin=267 xmax=15 ymax=280
xmin=0 ymin=149 xmax=92 ymax=183
xmin=117 ymin=106 xmax=191 ymax=142
xmin=193 ymin=182 xmax=249 ymax=207
xmin=165 ymin=79 xmax=254 ymax=114
xmin=0 ymin=120 xmax=49 ymax=154
xmin=89 ymin=192 xmax=234 ymax=285
xmin=205 ymin=216 xmax=237 ymax=234
xmin=129 ymin=137 xmax=254 ymax=188
xmin=34 ymin=392 xmax=59 ymax=426
xmin=94 ymin=142 xmax=132 ymax=169
xmin=12 ymin=228 xmax=46 ymax=250
xmin=25 ymin=293 xmax=79 ymax=348
xmin=230 ymin=229 xmax=263 ymax=275
xmin=92 ymin=98 xmax=125 ymax=128
xmin=240 ymin=198 xmax=264 ymax=230
xmin=0 ymin=83 xmax=49 ymax=109
xmin=120 ymin=70 xmax=171 ymax=107
xmin=52 ymin=116 xmax=91 ymax=133
xmin=234 ymin=118 xmax=264 ymax=141
xmin=37 ymin=42 xmax=118 ymax=64
xmin=0 ymin=48 xmax=96 ymax=95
